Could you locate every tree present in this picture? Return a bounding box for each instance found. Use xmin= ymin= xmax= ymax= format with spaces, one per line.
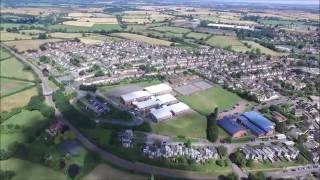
xmin=216 ymin=159 xmax=224 ymax=166
xmin=39 ymin=56 xmax=50 ymax=63
xmin=185 ymin=139 xmax=192 ymax=148
xmin=248 ymin=172 xmax=266 ymax=180
xmin=207 ymin=108 xmax=219 ymax=142
xmin=229 ymin=151 xmax=246 ymax=167
xmin=38 ymin=33 xmax=48 ymax=39
xmin=275 ymin=122 xmax=286 ymax=133
xmin=246 ymin=159 xmax=254 ymax=167
xmin=217 ymin=145 xmax=228 ymax=157
xmin=218 ymin=172 xmax=238 ymax=180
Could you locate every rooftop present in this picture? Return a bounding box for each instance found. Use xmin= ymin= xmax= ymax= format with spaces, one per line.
xmin=121 ymin=90 xmax=151 ymax=102
xmin=144 ymin=83 xmax=172 ymax=95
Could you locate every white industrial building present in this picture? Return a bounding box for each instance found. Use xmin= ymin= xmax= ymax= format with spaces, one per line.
xmin=132 ymin=98 xmax=159 ymax=111
xmin=144 ymin=83 xmax=172 ymax=95
xmin=156 ymin=94 xmax=178 ymax=105
xmin=120 ymin=91 xmax=151 ymax=105
xmin=150 ymin=106 xmax=173 ymax=122
xmin=168 ymin=102 xmax=191 ymax=115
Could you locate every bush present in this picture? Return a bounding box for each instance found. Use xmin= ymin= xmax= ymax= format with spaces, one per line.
xmin=229 ymin=151 xmax=246 ymax=167
xmin=217 ymin=146 xmax=228 ymax=157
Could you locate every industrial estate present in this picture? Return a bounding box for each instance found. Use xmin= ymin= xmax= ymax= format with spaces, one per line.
xmin=0 ymin=0 xmax=319 ymax=180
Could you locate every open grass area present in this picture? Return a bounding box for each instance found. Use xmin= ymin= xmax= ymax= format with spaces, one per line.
xmin=186 ymin=32 xmax=211 ymax=40
xmin=3 ymin=39 xmax=62 ymax=52
xmin=111 ymin=33 xmax=172 ymax=46
xmin=0 ymin=23 xmax=45 ymax=30
xmin=179 ymin=87 xmax=241 ymax=116
xmin=151 ymin=112 xmax=207 ymax=139
xmin=0 ymin=47 xmax=12 ymax=60
xmin=98 ymin=79 xmax=161 ymax=94
xmin=0 ymin=78 xmax=35 ymax=97
xmin=0 ymin=87 xmax=38 ymax=112
xmin=0 ymin=31 xmax=34 ymax=41
xmin=49 ymin=32 xmax=84 ymax=39
xmin=150 ymin=26 xmax=191 ymax=34
xmin=84 ymin=163 xmax=148 ymax=180
xmin=48 ymin=24 xmax=122 ymax=33
xmin=0 ymin=110 xmax=45 ymax=150
xmin=0 ymin=158 xmax=67 ymax=180
xmin=206 ymin=35 xmax=250 ymax=52
xmin=0 ymin=57 xmax=35 ymax=80
xmin=242 ymin=40 xmax=288 ymax=56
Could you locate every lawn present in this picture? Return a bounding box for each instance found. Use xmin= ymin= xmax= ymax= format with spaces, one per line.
xmin=186 ymin=32 xmax=211 ymax=40
xmin=0 ymin=110 xmax=45 ymax=150
xmin=49 ymin=32 xmax=84 ymax=39
xmin=84 ymin=163 xmax=148 ymax=180
xmin=0 ymin=31 xmax=34 ymax=41
xmin=150 ymin=26 xmax=191 ymax=34
xmin=205 ymin=35 xmax=250 ymax=52
xmin=98 ymin=79 xmax=161 ymax=94
xmin=151 ymin=112 xmax=207 ymax=139
xmin=242 ymin=40 xmax=288 ymax=56
xmin=0 ymin=57 xmax=35 ymax=80
xmin=3 ymin=39 xmax=62 ymax=52
xmin=179 ymin=87 xmax=241 ymax=116
xmin=0 ymin=87 xmax=38 ymax=112
xmin=110 ymin=33 xmax=172 ymax=46
xmin=48 ymin=24 xmax=122 ymax=33
xmin=0 ymin=158 xmax=68 ymax=180
xmin=0 ymin=47 xmax=12 ymax=59
xmin=0 ymin=78 xmax=35 ymax=97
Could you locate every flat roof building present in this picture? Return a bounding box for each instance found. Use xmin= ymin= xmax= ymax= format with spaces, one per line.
xmin=133 ymin=98 xmax=159 ymax=111
xmin=168 ymin=102 xmax=190 ymax=115
xmin=150 ymin=106 xmax=173 ymax=122
xmin=218 ymin=116 xmax=247 ymax=138
xmin=120 ymin=91 xmax=151 ymax=104
xmin=156 ymin=94 xmax=178 ymax=105
xmin=144 ymin=83 xmax=172 ymax=95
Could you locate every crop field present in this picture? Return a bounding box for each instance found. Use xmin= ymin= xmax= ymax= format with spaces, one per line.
xmin=0 ymin=23 xmax=44 ymax=30
xmin=150 ymin=26 xmax=191 ymax=34
xmin=151 ymin=112 xmax=207 ymax=139
xmin=0 ymin=110 xmax=45 ymax=149
xmin=0 ymin=87 xmax=38 ymax=112
xmin=111 ymin=33 xmax=172 ymax=46
xmin=206 ymin=35 xmax=250 ymax=52
xmin=49 ymin=32 xmax=84 ymax=39
xmin=0 ymin=158 xmax=67 ymax=180
xmin=257 ymin=19 xmax=304 ymax=27
xmin=48 ymin=24 xmax=122 ymax=32
xmin=0 ymin=7 xmax=62 ymax=16
xmin=179 ymin=87 xmax=241 ymax=116
xmin=20 ymin=29 xmax=46 ymax=35
xmin=0 ymin=78 xmax=35 ymax=97
xmin=186 ymin=32 xmax=211 ymax=40
xmin=122 ymin=11 xmax=173 ymax=24
xmin=0 ymin=47 xmax=12 ymax=59
xmin=3 ymin=39 xmax=62 ymax=52
xmin=0 ymin=31 xmax=34 ymax=41
xmin=242 ymin=40 xmax=288 ymax=56
xmin=84 ymin=163 xmax=148 ymax=180
xmin=0 ymin=57 xmax=35 ymax=80
xmin=62 ymin=17 xmax=118 ymax=27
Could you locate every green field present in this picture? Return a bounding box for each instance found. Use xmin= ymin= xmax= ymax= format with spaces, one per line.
xmin=242 ymin=40 xmax=288 ymax=56
xmin=186 ymin=32 xmax=211 ymax=40
xmin=0 ymin=57 xmax=35 ymax=80
xmin=49 ymin=32 xmax=84 ymax=39
xmin=0 ymin=31 xmax=34 ymax=41
xmin=1 ymin=87 xmax=38 ymax=112
xmin=0 ymin=110 xmax=45 ymax=150
xmin=98 ymin=79 xmax=161 ymax=94
xmin=84 ymin=163 xmax=148 ymax=180
xmin=179 ymin=87 xmax=241 ymax=116
xmin=3 ymin=39 xmax=62 ymax=52
xmin=152 ymin=112 xmax=207 ymax=138
xmin=257 ymin=19 xmax=304 ymax=27
xmin=111 ymin=33 xmax=172 ymax=46
xmin=0 ymin=23 xmax=44 ymax=30
xmin=0 ymin=47 xmax=12 ymax=59
xmin=206 ymin=35 xmax=250 ymax=52
xmin=0 ymin=158 xmax=67 ymax=180
xmin=48 ymin=24 xmax=122 ymax=32
xmin=150 ymin=26 xmax=191 ymax=34
xmin=0 ymin=78 xmax=35 ymax=97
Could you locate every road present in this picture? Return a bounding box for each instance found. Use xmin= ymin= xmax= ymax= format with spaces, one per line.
xmin=266 ymin=164 xmax=320 ymax=179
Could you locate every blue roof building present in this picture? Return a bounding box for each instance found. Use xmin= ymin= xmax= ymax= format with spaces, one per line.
xmin=218 ymin=116 xmax=246 ymax=138
xmin=242 ymin=111 xmax=275 ymax=133
xmin=238 ymin=116 xmax=265 ymax=136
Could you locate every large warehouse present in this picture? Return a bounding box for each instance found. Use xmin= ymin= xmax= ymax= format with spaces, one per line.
xmin=144 ymin=83 xmax=172 ymax=96
xmin=237 ymin=111 xmax=275 ymax=136
xmin=218 ymin=116 xmax=247 ymax=138
xmin=132 ymin=98 xmax=159 ymax=111
xmin=168 ymin=102 xmax=191 ymax=115
xmin=156 ymin=94 xmax=178 ymax=105
xmin=120 ymin=90 xmax=151 ymax=105
xmin=150 ymin=106 xmax=173 ymax=122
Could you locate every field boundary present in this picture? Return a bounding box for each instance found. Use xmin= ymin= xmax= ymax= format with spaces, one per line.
xmin=0 ymin=76 xmax=37 ymax=83
xmin=0 ymin=84 xmax=36 ymax=99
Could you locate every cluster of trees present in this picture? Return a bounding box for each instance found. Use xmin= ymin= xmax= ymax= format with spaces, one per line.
xmin=206 ymin=107 xmax=219 ymax=142
xmin=53 ymin=90 xmax=95 ymax=129
xmin=27 ymin=95 xmax=55 ymax=119
xmin=236 ymin=28 xmax=275 ymax=39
